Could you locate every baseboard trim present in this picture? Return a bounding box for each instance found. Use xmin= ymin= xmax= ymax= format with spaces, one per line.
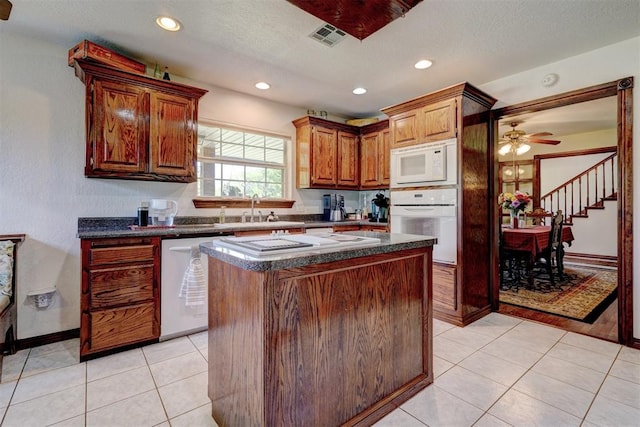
xmin=16 ymin=328 xmax=80 ymax=352
xmin=563 ymin=252 xmax=617 ymax=268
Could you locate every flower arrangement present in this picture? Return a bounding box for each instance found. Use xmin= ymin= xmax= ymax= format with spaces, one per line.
xmin=498 ymin=191 xmax=531 ymax=212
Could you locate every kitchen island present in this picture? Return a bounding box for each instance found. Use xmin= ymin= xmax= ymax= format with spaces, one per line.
xmin=200 ymin=232 xmax=435 ymax=426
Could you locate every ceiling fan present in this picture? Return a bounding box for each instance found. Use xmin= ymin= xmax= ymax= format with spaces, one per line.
xmin=0 ymin=0 xmax=12 ymax=21
xmin=498 ymin=121 xmax=560 ymax=156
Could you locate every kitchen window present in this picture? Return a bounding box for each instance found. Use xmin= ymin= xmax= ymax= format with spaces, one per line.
xmin=197 ymin=123 xmax=288 ymax=198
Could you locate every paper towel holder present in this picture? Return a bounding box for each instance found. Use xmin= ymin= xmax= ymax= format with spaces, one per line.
xmin=27 ymin=287 xmax=56 ymax=309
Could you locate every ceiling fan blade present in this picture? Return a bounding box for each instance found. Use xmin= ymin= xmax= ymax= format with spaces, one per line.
xmin=529 ymin=138 xmax=561 ymax=145
xmin=525 ymin=131 xmax=553 ymax=138
xmin=0 ymin=0 xmax=12 ymax=21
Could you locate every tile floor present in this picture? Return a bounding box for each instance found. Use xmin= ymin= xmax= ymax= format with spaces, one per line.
xmin=0 ymin=313 xmax=639 ymax=426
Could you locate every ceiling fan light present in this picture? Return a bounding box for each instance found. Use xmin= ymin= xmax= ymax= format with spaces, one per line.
xmin=255 ymin=81 xmax=270 ymax=90
xmin=156 ymin=16 xmax=181 ymax=32
xmin=498 ymin=144 xmax=512 ymax=156
xmin=516 ymin=143 xmax=531 ymax=155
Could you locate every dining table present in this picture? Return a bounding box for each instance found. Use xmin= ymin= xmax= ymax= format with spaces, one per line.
xmin=501 ymin=224 xmax=575 ymax=288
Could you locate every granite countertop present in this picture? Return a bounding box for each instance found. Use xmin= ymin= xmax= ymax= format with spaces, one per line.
xmin=76 ymin=216 xmax=389 ymax=239
xmin=199 ymin=231 xmax=436 ymax=272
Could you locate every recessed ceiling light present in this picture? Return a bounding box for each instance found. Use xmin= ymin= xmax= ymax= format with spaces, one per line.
xmin=414 ymin=59 xmax=433 ymax=70
xmin=156 ymin=16 xmax=181 ymax=32
xmin=352 ymin=87 xmax=367 ymax=95
xmin=255 ymin=82 xmax=271 ymax=90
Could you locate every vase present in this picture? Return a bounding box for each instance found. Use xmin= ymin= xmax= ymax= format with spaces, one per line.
xmin=510 ymin=210 xmax=519 ymax=229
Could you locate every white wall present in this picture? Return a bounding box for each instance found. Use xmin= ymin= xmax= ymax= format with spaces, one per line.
xmin=2 ymin=32 xmax=639 ymax=340
xmin=480 ymin=36 xmax=640 ymax=337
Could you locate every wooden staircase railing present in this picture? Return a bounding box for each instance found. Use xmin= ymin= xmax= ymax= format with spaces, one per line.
xmin=539 ymin=152 xmax=617 ymax=224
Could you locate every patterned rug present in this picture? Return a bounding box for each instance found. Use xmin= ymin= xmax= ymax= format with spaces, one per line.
xmin=500 ymin=266 xmax=617 ymax=323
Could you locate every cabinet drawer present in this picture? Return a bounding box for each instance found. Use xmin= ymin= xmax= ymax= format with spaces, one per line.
xmin=89 ymin=264 xmax=154 ymax=308
xmin=433 ymin=264 xmax=457 ymax=312
xmin=88 ymin=302 xmax=158 ymax=352
xmin=90 ymin=245 xmax=155 ymax=266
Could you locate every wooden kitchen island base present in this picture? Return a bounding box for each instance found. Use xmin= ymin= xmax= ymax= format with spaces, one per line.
xmin=203 ymin=235 xmax=433 ymax=426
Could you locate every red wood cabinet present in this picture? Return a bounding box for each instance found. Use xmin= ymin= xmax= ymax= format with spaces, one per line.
xmin=74 ymin=59 xmax=207 ymax=183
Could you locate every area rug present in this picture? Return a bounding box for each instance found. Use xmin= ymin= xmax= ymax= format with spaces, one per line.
xmin=500 ymin=266 xmax=617 ymax=323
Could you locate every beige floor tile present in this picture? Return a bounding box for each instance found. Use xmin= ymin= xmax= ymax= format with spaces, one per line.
xmin=1 ymin=349 xmax=29 ymax=383
xmin=86 ymin=389 xmax=167 ymax=427
xmin=142 ymin=337 xmax=196 ymax=365
xmin=433 ymin=355 xmax=454 ymax=378
xmin=473 ymin=413 xmax=512 ymax=427
xmin=0 ymin=380 xmax=16 ymax=408
xmin=149 ymin=351 xmax=207 ymax=387
xmin=460 ymin=350 xmax=528 ymax=387
xmin=488 ymin=388 xmax=581 ymax=426
xmin=532 ymin=354 xmax=606 ymax=392
xmin=21 ymin=346 xmax=80 ymax=378
xmin=500 ymin=320 xmax=565 ymax=353
xmin=598 ymin=376 xmax=640 ymax=409
xmin=49 ymin=414 xmax=86 ymax=426
xmin=432 ymin=318 xmax=456 ymax=336
xmin=86 ymin=347 xmax=146 ymax=382
xmin=618 ymin=346 xmax=640 ymax=365
xmin=373 ymin=408 xmax=426 ymax=426
xmin=547 ymin=342 xmax=616 ymax=373
xmin=11 ymin=363 xmax=85 ymax=404
xmin=435 ymin=365 xmax=508 ymax=410
xmin=2 ymin=384 xmax=85 ymax=427
xmin=584 ymin=394 xmax=640 ymax=426
xmin=28 ymin=338 xmax=79 ymax=357
xmin=560 ymin=332 xmax=622 ymax=358
xmin=609 ymin=358 xmax=640 ymax=385
xmin=188 ymin=330 xmax=208 ymax=350
xmin=87 ymin=365 xmax=155 ymax=411
xmin=439 ymin=326 xmax=495 ymax=351
xmin=400 ymin=385 xmax=484 ymax=426
xmin=481 ymin=336 xmax=544 ymax=368
xmin=513 ymin=370 xmax=595 ymax=418
xmin=169 ymin=402 xmax=219 ymax=427
xmin=157 ymin=371 xmax=209 ymax=419
xmin=464 ymin=312 xmax=521 ymax=339
xmin=433 ymin=335 xmax=476 ymax=364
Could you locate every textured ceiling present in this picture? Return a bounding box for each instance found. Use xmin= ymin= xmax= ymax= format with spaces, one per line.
xmin=1 ymin=0 xmax=638 ymax=136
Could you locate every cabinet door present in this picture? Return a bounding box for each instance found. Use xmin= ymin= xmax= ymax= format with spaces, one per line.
xmin=91 ymin=79 xmax=147 ymax=173
xmin=360 ymin=131 xmax=380 ymax=188
xmin=389 ymin=109 xmax=420 ymax=148
xmin=311 ymin=126 xmax=337 ymax=186
xmin=380 ymin=129 xmax=391 ymax=186
xmin=149 ymin=92 xmax=197 ymax=179
xmin=87 ymin=302 xmax=158 ymax=352
xmin=432 ymin=264 xmax=458 ymax=314
xmin=336 ymin=131 xmax=359 ymax=188
xmin=421 ymin=99 xmax=456 ymax=142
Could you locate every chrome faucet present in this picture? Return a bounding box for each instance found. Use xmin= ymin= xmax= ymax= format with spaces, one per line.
xmin=250 ymin=194 xmax=260 ymax=222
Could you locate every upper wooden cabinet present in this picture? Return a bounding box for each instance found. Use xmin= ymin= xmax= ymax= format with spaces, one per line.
xmin=293 ymin=116 xmax=390 ymax=190
xmin=293 ymin=116 xmax=359 ymax=189
xmin=387 ymin=98 xmax=456 ymax=148
xmin=74 ymin=59 xmax=207 ymax=183
xmin=360 ymin=120 xmax=390 ymax=189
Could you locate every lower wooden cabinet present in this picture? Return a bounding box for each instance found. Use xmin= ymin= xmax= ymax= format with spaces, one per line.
xmin=432 ymin=263 xmax=457 ymax=314
xmin=80 ymin=237 xmax=160 ymax=360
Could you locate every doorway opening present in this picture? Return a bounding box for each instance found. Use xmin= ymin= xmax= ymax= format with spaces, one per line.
xmin=491 ymin=77 xmax=634 ymax=346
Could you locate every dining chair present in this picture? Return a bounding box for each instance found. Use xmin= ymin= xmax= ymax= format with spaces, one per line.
xmin=533 ymin=210 xmax=564 ymax=286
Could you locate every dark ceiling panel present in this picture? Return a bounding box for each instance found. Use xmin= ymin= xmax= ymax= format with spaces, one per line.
xmin=287 ymin=0 xmax=423 ymax=40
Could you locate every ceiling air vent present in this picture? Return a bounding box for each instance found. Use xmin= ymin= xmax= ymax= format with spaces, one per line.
xmin=309 ymin=23 xmax=347 ymax=47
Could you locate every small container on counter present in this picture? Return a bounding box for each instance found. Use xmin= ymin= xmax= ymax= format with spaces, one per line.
xmin=219 ymin=206 xmax=226 ymax=224
xmin=137 ymin=201 xmax=149 ymax=226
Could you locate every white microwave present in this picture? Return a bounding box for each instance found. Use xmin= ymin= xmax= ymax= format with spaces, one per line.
xmin=390 ymin=138 xmax=457 ymax=188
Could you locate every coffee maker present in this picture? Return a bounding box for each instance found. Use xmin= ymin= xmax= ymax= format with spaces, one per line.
xmin=323 ymin=194 xmax=345 ymax=222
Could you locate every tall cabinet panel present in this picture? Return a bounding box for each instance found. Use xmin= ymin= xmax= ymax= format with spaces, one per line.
xmin=383 ymin=82 xmax=497 ymax=326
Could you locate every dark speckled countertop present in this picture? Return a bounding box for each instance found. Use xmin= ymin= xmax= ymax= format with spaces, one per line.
xmin=76 ymin=216 xmax=389 ymax=239
xmin=199 ymin=232 xmax=436 ymax=271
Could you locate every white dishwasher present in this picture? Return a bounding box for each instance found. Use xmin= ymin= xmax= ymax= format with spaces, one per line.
xmin=161 ymin=236 xmax=218 ymax=340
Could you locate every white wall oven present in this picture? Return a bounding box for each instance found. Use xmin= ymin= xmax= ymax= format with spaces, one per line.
xmin=390 ymin=138 xmax=457 ymax=188
xmin=390 ymin=188 xmax=457 ymax=265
